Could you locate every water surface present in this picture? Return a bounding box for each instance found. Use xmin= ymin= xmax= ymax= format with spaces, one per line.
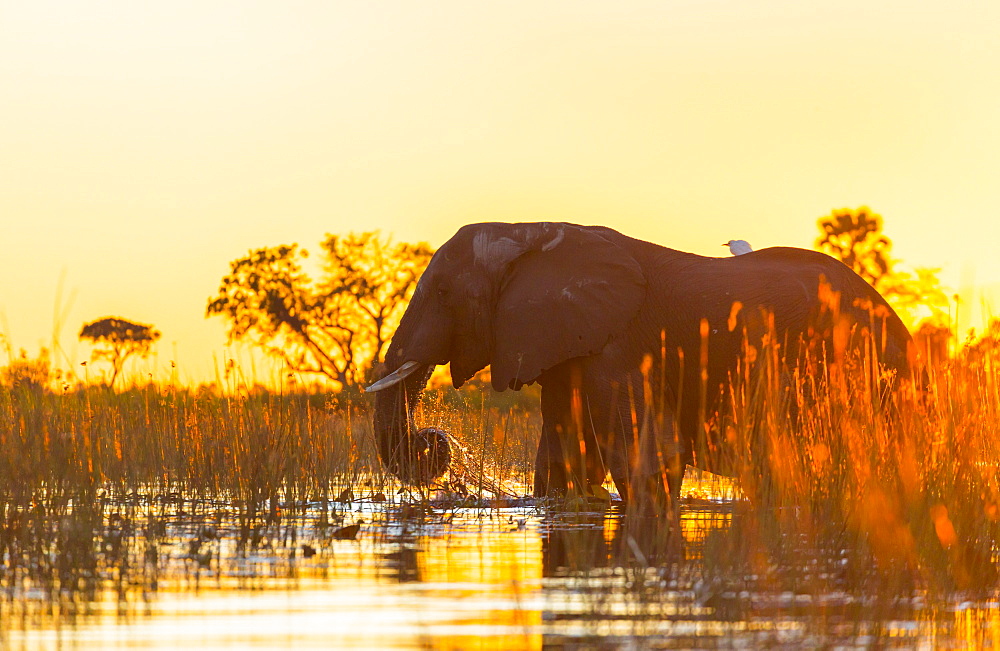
xmin=3 ymin=485 xmax=998 ymax=649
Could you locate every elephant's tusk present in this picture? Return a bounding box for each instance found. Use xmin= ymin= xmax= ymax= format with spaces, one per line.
xmin=365 ymin=360 xmax=422 ymax=392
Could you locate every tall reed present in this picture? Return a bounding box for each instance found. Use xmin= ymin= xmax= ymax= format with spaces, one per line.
xmin=701 ymin=318 xmax=1000 ymax=597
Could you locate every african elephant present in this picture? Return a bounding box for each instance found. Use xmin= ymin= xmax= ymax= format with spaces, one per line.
xmin=366 ymin=222 xmax=913 ymax=506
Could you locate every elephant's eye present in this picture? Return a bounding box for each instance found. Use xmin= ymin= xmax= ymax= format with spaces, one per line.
xmin=436 ymin=284 xmax=450 ymax=302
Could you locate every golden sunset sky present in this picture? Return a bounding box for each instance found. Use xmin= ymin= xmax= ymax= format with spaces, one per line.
xmin=2 ymin=1 xmax=998 ymax=386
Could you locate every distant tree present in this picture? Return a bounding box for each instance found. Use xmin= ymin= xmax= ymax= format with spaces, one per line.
xmin=206 ymin=231 xmax=433 ymax=390
xmin=1 ymin=348 xmax=55 ymax=391
xmin=961 ymin=318 xmax=1000 ymax=366
xmin=79 ymin=317 xmax=161 ymax=387
xmin=878 ymin=267 xmax=951 ymax=330
xmin=815 ymin=207 xmax=950 ymax=330
xmin=815 ymin=207 xmax=893 ymax=292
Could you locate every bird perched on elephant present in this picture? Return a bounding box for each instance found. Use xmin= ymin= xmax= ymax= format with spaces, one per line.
xmin=367 ymin=222 xmax=913 ymax=509
xmin=724 ymin=239 xmax=753 ymax=255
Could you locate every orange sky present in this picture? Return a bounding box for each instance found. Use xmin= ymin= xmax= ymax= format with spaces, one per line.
xmin=2 ymin=1 xmax=998 ymax=386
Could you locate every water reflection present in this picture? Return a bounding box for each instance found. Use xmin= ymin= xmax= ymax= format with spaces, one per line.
xmin=1 ymin=492 xmax=998 ymax=649
xmin=540 ymin=504 xmax=732 ymax=574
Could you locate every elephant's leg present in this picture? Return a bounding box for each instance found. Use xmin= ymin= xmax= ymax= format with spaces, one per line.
xmin=626 ymin=425 xmax=673 ymax=517
xmin=578 ymin=397 xmax=610 ymax=493
xmin=535 ymin=366 xmax=607 ymax=498
xmin=604 ymin=414 xmax=633 ymax=503
xmin=601 ymin=377 xmax=684 ymax=517
xmin=532 ymin=422 xmax=566 ymax=497
xmin=660 ymin=418 xmax=687 ymax=506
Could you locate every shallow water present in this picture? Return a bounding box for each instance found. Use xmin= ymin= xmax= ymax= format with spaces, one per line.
xmin=2 ymin=484 xmax=999 ymax=650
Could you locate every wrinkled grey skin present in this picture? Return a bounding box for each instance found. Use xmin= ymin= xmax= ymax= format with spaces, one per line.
xmin=369 ymin=222 xmax=913 ymax=507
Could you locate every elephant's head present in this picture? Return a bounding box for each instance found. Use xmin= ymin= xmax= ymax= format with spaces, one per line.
xmin=367 ymin=222 xmax=647 ymax=485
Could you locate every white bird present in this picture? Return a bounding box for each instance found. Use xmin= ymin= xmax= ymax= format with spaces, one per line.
xmin=723 ymin=239 xmax=753 ymax=255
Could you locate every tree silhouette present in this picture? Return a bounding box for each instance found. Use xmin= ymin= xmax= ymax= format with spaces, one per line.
xmin=962 ymin=318 xmax=1000 ymax=366
xmin=815 ymin=207 xmax=893 ymax=291
xmin=206 ymin=232 xmax=433 ymax=390
xmin=79 ymin=317 xmax=161 ymax=387
xmin=816 ymin=207 xmax=950 ymax=330
xmin=1 ymin=348 xmax=55 ymax=391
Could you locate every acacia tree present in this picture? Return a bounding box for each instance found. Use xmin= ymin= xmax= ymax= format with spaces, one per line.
xmin=79 ymin=317 xmax=161 ymax=387
xmin=815 ymin=207 xmax=949 ymax=329
xmin=206 ymin=232 xmax=433 ymax=390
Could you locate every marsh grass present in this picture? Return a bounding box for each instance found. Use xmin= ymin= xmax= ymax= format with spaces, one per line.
xmin=1 ymin=327 xmax=999 ymax=645
xmin=628 ymin=317 xmax=1000 ymax=646
xmin=0 ymin=377 xmax=539 ymax=625
xmin=518 ymin=304 xmax=1000 ymax=644
xmin=699 ymin=338 xmax=1000 ymax=597
xmin=518 ymin=327 xmax=1000 ymax=646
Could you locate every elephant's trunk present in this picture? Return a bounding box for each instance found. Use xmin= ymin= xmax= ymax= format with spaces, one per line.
xmin=371 ymin=363 xmax=451 ymax=485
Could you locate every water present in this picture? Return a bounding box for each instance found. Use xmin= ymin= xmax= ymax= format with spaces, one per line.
xmin=2 ymin=488 xmax=998 ymax=649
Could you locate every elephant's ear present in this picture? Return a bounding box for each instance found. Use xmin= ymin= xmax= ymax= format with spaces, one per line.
xmin=491 ymin=226 xmax=646 ymax=390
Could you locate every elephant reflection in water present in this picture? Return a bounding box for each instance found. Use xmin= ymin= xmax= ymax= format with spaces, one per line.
xmin=541 ymin=509 xmax=732 ymax=575
xmin=540 ymin=512 xmax=612 ymax=576
xmin=368 ymin=222 xmax=913 ymax=512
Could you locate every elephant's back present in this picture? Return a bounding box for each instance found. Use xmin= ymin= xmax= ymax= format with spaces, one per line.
xmin=729 ymin=247 xmax=882 ymax=303
xmin=739 ymin=246 xmax=852 ymax=274
xmin=728 ymin=246 xmax=912 ymax=371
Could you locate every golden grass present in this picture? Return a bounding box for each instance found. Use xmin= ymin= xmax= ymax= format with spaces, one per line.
xmin=0 ymin=331 xmax=998 ymax=637
xmin=697 ymin=336 xmax=1000 ymax=597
